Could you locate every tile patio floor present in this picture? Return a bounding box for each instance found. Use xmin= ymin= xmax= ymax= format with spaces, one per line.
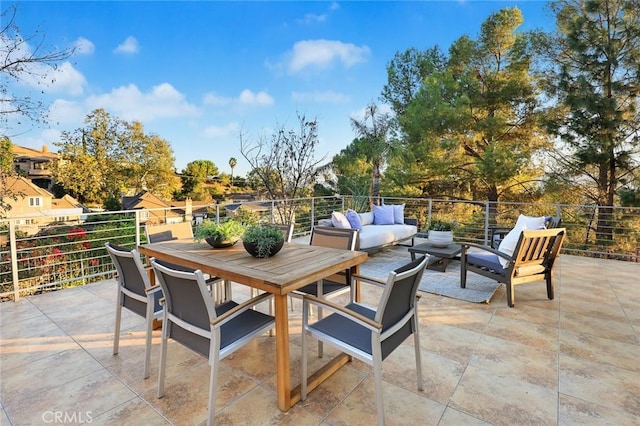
xmin=1 ymin=244 xmax=639 ymax=425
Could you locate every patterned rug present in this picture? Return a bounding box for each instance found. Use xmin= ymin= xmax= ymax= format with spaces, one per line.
xmin=360 ymin=247 xmax=502 ymax=304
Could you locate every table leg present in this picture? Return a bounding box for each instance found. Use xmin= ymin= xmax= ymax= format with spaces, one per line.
xmin=274 ymin=293 xmax=292 ymax=411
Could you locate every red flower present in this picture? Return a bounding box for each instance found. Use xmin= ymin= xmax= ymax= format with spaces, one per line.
xmin=68 ymin=227 xmax=87 ymax=240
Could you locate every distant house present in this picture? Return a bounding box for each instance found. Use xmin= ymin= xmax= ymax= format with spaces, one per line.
xmin=0 ymin=176 xmax=84 ymax=235
xmin=12 ymin=145 xmax=58 ymax=191
xmin=121 ymin=191 xmax=182 ymax=224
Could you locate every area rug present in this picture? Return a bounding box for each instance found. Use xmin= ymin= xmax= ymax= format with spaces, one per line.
xmin=360 ymin=248 xmax=502 ymax=303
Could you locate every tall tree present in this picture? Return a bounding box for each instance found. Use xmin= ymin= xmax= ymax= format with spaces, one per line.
xmin=0 ymin=136 xmax=18 ymax=215
xmin=0 ymin=5 xmax=75 ymax=136
xmin=240 ymin=114 xmax=325 ymax=223
xmin=544 ymin=0 xmax=640 ymax=241
xmin=180 ymin=160 xmax=218 ymax=200
xmin=349 ymin=102 xmax=395 ymax=205
xmin=229 ymin=157 xmax=237 ymax=186
xmin=398 ymin=7 xmax=547 ymax=207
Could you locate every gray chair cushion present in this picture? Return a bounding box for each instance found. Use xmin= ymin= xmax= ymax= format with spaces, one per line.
xmin=466 ymin=252 xmax=507 ymax=276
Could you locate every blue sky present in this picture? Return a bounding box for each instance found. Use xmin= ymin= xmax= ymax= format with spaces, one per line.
xmin=7 ymin=1 xmax=555 ymax=176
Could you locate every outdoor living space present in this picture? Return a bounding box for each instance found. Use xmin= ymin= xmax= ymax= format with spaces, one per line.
xmin=1 ymin=244 xmax=638 ymax=425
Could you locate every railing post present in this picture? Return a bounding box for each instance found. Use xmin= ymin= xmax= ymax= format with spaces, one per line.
xmin=310 ymin=198 xmax=315 ymax=233
xmin=341 ymin=196 xmax=345 ymax=212
xmin=484 ymin=202 xmax=490 ymax=245
xmin=271 ymin=200 xmax=275 ymax=223
xmin=215 ymin=205 xmax=220 ymax=223
xmin=135 ymin=211 xmax=141 ymax=246
xmin=9 ymin=220 xmax=19 ymax=301
xmin=427 ymin=199 xmax=433 ymax=228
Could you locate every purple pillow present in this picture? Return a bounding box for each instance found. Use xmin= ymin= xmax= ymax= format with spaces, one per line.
xmin=392 ymin=204 xmax=405 ymax=224
xmin=345 ymin=209 xmax=363 ymax=231
xmin=373 ymin=205 xmax=394 ymax=225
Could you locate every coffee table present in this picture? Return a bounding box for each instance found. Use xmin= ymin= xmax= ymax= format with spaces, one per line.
xmin=408 ymin=242 xmax=462 ymax=272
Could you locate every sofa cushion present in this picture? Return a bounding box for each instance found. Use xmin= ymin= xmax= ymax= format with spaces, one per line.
xmin=392 ymin=204 xmax=405 ymax=224
xmin=359 ymin=211 xmax=374 ymax=226
xmin=345 ymin=209 xmax=363 ymax=231
xmin=373 ymin=205 xmax=394 ymax=225
xmin=358 ymin=224 xmax=416 ymax=250
xmin=331 ymin=211 xmax=351 ymax=229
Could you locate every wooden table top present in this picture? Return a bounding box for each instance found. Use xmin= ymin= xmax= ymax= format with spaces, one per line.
xmin=139 ymin=239 xmax=368 ymax=296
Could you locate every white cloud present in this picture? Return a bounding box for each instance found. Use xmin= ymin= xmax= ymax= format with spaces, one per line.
xmin=286 ymin=40 xmax=370 ymax=74
xmin=291 ymin=90 xmax=349 ymax=103
xmin=203 ymin=89 xmax=274 ymax=107
xmin=48 ymin=99 xmax=86 ymax=126
xmin=114 ymin=36 xmax=139 ymax=55
xmin=203 ymin=122 xmax=240 ymax=138
xmin=329 ymin=2 xmax=340 ymax=11
xmin=86 ymin=83 xmax=198 ymax=121
xmin=74 ymin=37 xmax=95 ymax=55
xmin=238 ymin=89 xmax=274 ymax=106
xmin=297 ymin=13 xmax=327 ymax=24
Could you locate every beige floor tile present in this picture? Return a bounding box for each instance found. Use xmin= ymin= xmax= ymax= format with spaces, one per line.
xmin=215 ymin=384 xmax=321 ymax=425
xmin=326 ymin=375 xmax=445 ymax=425
xmin=423 ymin=304 xmax=495 ymax=334
xmin=492 ymin=302 xmax=559 ymax=327
xmin=0 ymin=310 xmax=60 ymax=340
xmin=470 ymin=334 xmax=558 ymax=390
xmin=27 ymin=286 xmax=103 ymax=315
xmin=0 ymin=347 xmax=104 ymax=408
xmin=0 ymin=326 xmax=77 ymax=373
xmin=450 ymin=365 xmax=557 ymax=426
xmin=0 ymin=298 xmax=42 ymax=323
xmin=91 ymin=397 xmax=171 ymax=425
xmin=560 ymin=310 xmax=636 ymax=343
xmin=438 ymin=407 xmax=493 ymax=425
xmin=3 ymin=369 xmax=137 ymax=425
xmin=559 ymin=394 xmax=639 ymax=426
xmin=560 ymin=328 xmax=640 ymax=372
xmin=418 ymin=322 xmax=482 ymax=364
xmin=559 ymin=354 xmax=640 ymax=417
xmin=484 ymin=313 xmax=559 ymax=351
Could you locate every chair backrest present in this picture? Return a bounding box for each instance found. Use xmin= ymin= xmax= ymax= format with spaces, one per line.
xmin=512 ymin=228 xmax=566 ymax=270
xmin=105 ymin=242 xmax=155 ymax=316
xmin=546 ymin=216 xmax=562 ymax=229
xmin=272 ymin=223 xmax=294 ymax=243
xmin=375 ymin=256 xmax=428 ymax=359
xmin=151 ymin=258 xmax=216 ymax=357
xmin=310 ymin=226 xmax=358 ymax=251
xmin=145 ymin=222 xmax=194 ymax=243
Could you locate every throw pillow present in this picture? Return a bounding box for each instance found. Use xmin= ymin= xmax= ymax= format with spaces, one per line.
xmin=359 ymin=211 xmax=374 ymax=226
xmin=515 ymin=214 xmax=547 ymax=230
xmin=373 ymin=205 xmax=395 ymax=225
xmin=498 ymin=223 xmax=529 ymax=268
xmin=392 ymin=204 xmax=405 ymax=224
xmin=345 ymin=209 xmax=363 ymax=231
xmin=331 ymin=211 xmax=351 ymax=229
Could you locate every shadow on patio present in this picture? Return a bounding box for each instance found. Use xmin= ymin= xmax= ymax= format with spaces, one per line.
xmin=1 ymin=243 xmax=638 ymax=425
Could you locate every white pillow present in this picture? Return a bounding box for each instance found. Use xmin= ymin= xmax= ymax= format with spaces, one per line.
xmin=331 ymin=211 xmax=351 ymax=229
xmin=359 ymin=211 xmax=374 ymax=226
xmin=498 ymin=223 xmax=527 ymax=268
xmin=515 ymin=214 xmax=547 ymax=230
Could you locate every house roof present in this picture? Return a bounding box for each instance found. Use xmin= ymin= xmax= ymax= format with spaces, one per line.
xmin=4 ymin=176 xmax=52 ymax=197
xmin=12 ymin=145 xmax=58 ymax=160
xmin=122 ymin=190 xmax=172 ymax=210
xmin=51 ymin=194 xmax=85 ymax=210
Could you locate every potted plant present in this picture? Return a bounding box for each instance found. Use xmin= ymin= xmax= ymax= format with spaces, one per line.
xmin=242 ymin=224 xmax=285 ymax=258
xmin=428 ymin=220 xmax=455 ymax=247
xmin=194 ymin=219 xmax=246 ymax=248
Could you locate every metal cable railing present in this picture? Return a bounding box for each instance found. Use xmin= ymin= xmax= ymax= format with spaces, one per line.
xmin=1 ymin=197 xmax=638 ymax=301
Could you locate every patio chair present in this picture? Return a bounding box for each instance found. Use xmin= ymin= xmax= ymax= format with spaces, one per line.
xmin=144 ymin=221 xmax=195 ymax=243
xmin=145 ymin=222 xmax=226 ymax=302
xmin=460 ymin=228 xmax=566 ymax=307
xmin=105 ymin=242 xmax=162 ymax=379
xmin=301 ymin=255 xmax=428 ymax=426
xmin=151 ymin=258 xmax=274 ymax=426
xmin=490 ymin=215 xmax=562 ymax=248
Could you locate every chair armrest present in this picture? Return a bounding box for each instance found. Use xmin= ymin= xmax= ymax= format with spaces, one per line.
xmin=210 ymin=292 xmax=273 ymax=327
xmin=145 ymin=284 xmax=162 ymax=294
xmin=459 ymin=242 xmax=514 ymax=262
xmin=303 ymin=294 xmax=382 ymax=332
xmin=404 ymin=217 xmax=418 ymax=226
xmin=351 ymin=273 xmax=386 ymax=288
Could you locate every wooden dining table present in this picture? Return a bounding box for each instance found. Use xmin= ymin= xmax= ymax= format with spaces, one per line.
xmin=138 ymin=239 xmax=368 ymax=411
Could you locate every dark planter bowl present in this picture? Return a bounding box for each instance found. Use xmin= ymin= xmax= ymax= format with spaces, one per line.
xmin=242 ymin=239 xmax=284 ymax=258
xmin=205 ymin=236 xmax=239 ymax=249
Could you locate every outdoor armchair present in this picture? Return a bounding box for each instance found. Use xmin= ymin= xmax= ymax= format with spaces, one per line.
xmin=461 ymin=228 xmax=566 ymax=307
